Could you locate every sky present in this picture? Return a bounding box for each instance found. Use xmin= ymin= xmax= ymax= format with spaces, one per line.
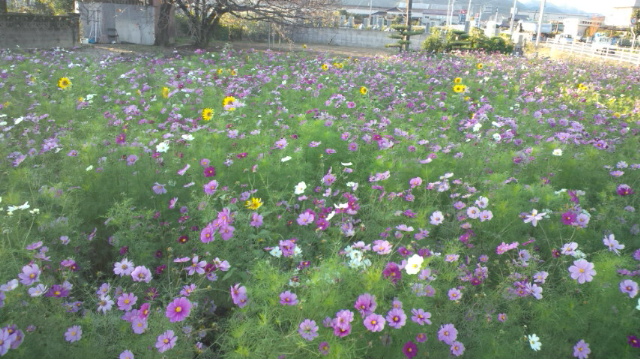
xmin=545 ymin=0 xmax=628 ymax=13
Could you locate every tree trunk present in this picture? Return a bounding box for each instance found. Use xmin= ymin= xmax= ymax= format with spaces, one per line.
xmin=1 ymin=0 xmax=8 ymax=13
xmin=154 ymin=1 xmax=172 ymax=46
xmin=404 ymin=0 xmax=413 ymax=52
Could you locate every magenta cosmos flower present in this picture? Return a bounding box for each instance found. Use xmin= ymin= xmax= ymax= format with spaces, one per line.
xmin=402 ymin=341 xmax=418 ymax=358
xmin=64 ymin=325 xmax=82 ymax=343
xmin=354 ymin=293 xmax=377 ymax=317
xmin=230 ymin=283 xmax=248 ymax=307
xmin=363 ymin=313 xmax=385 ymax=332
xmin=438 ymin=323 xmax=458 ymax=345
xmin=617 ymin=184 xmax=634 ymax=196
xmin=573 ymin=339 xmax=590 ymax=359
xmin=568 ymin=259 xmax=596 ymax=284
xmin=155 ymin=330 xmax=177 ymax=353
xmin=165 ymin=297 xmax=192 ymax=322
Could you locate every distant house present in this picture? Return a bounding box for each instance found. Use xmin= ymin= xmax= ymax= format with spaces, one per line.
xmin=603 ymin=0 xmax=640 ymax=27
xmin=76 ymin=0 xmax=175 ymax=45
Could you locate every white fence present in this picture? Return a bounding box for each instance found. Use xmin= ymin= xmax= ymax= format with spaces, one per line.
xmin=541 ymin=40 xmax=640 ymax=66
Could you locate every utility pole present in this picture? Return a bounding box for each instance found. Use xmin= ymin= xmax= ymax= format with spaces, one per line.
xmin=508 ymin=0 xmax=517 ymax=36
xmin=466 ymin=0 xmax=472 ymax=31
xmin=535 ymin=0 xmax=547 ymax=47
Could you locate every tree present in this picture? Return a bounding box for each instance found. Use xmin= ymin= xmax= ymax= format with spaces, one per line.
xmin=157 ymin=0 xmax=339 ymax=47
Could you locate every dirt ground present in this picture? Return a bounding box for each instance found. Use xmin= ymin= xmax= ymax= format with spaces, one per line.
xmin=76 ymin=40 xmax=397 ymax=59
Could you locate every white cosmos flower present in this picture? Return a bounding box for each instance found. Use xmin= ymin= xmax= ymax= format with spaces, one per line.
xmin=528 ymin=334 xmax=541 ymax=351
xmin=405 ymin=254 xmax=424 ymax=275
xmin=552 ymin=149 xmax=563 ymax=156
xmin=156 ymin=141 xmax=169 ymax=153
xmin=294 ymin=181 xmax=307 ymax=194
xmin=281 ymin=156 xmax=292 ymax=162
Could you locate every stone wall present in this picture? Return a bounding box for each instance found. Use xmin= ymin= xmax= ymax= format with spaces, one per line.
xmin=0 ymin=13 xmax=80 ymax=49
xmin=290 ymin=27 xmax=429 ymax=51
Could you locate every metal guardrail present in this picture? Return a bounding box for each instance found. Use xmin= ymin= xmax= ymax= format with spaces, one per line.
xmin=541 ymin=40 xmax=640 ymax=65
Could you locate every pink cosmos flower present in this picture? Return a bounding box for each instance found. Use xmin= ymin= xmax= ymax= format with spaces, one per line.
xmin=363 ymin=313 xmax=385 ymax=332
xmin=18 ymin=263 xmax=40 ymax=286
xmin=117 ymin=292 xmax=137 ymax=311
xmin=573 ymin=339 xmax=590 ymax=359
xmin=64 ymin=325 xmax=82 ymax=343
xmin=155 ymin=330 xmax=177 ymax=353
xmin=437 ymin=323 xmax=458 ymax=345
xmin=619 ymin=279 xmax=638 ymax=298
xmin=165 ymin=297 xmax=192 ymax=322
xmin=568 ymin=259 xmax=596 ymax=284
xmin=279 ymin=291 xmax=298 ymax=305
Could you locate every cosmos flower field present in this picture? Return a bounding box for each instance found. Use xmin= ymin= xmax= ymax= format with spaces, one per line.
xmin=0 ymin=45 xmax=639 ymax=359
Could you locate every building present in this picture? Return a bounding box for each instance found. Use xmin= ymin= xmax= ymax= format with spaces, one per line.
xmin=76 ymin=0 xmax=175 ymax=45
xmin=603 ymin=0 xmax=640 ymax=27
xmin=562 ymin=17 xmax=604 ymax=39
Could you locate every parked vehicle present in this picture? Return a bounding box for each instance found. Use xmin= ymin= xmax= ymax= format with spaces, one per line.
xmin=554 ymin=34 xmax=573 ymax=44
xmin=592 ymin=36 xmax=616 ymax=55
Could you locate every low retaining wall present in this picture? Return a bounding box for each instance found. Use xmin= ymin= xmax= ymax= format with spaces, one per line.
xmin=290 ymin=27 xmax=429 ymax=51
xmin=0 ymin=13 xmax=80 ymax=49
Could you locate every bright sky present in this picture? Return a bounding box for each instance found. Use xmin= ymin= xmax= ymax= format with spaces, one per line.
xmin=546 ymin=0 xmax=627 ymax=13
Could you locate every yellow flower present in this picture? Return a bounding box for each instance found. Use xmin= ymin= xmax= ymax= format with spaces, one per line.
xmin=230 ymin=69 xmax=237 ymax=76
xmin=161 ymin=87 xmax=170 ymax=99
xmin=453 ymin=77 xmax=462 ymax=84
xmin=77 ymin=97 xmax=84 ymax=102
xmin=333 ymin=62 xmax=343 ymax=69
xmin=359 ymin=86 xmax=368 ymax=95
xmin=321 ymin=63 xmax=329 ymax=71
xmin=201 ymin=108 xmax=214 ymax=121
xmin=612 ymin=112 xmax=621 ymax=118
xmin=57 ymin=77 xmax=71 ymax=89
xmin=453 ymin=84 xmax=467 ymax=93
xmin=222 ymin=96 xmax=237 ymax=111
xmin=476 ymin=63 xmax=484 ymax=70
xmin=577 ymin=83 xmax=588 ymax=91
xmin=217 ymin=69 xmax=224 ymax=75
xmin=302 ymin=44 xmax=307 ymax=49
xmin=245 ymin=197 xmax=263 ymax=210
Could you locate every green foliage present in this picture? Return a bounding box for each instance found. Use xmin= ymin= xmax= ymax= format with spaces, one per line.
xmin=0 ymin=44 xmax=639 ymax=359
xmin=422 ymin=28 xmax=514 ymax=54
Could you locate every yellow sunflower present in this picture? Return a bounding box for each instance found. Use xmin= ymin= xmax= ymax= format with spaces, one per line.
xmin=57 ymin=77 xmax=71 ymax=89
xmin=230 ymin=69 xmax=237 ymax=76
xmin=333 ymin=62 xmax=344 ymax=69
xmin=245 ymin=197 xmax=263 ymax=210
xmin=359 ymin=86 xmax=368 ymax=95
xmin=201 ymin=108 xmax=214 ymax=121
xmin=321 ymin=63 xmax=330 ymax=71
xmin=577 ymin=83 xmax=588 ymax=91
xmin=161 ymin=87 xmax=170 ymax=99
xmin=453 ymin=77 xmax=462 ymax=84
xmin=217 ymin=69 xmax=224 ymax=75
xmin=453 ymin=84 xmax=467 ymax=93
xmin=476 ymin=63 xmax=484 ymax=70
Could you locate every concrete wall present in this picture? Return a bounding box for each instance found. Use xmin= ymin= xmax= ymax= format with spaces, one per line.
xmin=78 ymin=2 xmax=155 ymax=45
xmin=290 ymin=27 xmax=429 ymax=51
xmin=0 ymin=13 xmax=80 ymax=49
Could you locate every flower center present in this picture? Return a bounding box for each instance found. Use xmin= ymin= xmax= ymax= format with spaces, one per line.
xmin=175 ymin=306 xmax=182 ymax=313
